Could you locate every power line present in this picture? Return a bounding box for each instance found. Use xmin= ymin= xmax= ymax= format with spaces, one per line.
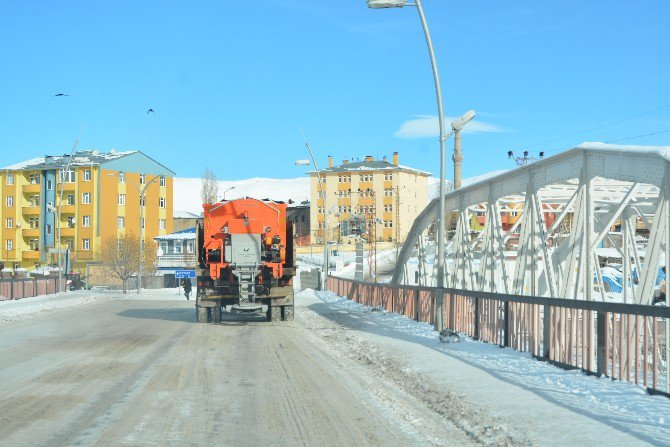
xmin=521 ymin=103 xmax=670 ymax=150
xmin=605 ymin=129 xmax=670 ymax=143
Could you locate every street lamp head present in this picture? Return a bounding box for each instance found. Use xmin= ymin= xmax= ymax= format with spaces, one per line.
xmin=295 ymin=159 xmax=310 ymax=166
xmin=451 ymin=109 xmax=476 ymax=132
xmin=366 ymin=0 xmax=408 ymax=8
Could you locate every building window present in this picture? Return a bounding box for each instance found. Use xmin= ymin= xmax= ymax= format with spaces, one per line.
xmin=6 ymin=174 xmax=14 ymax=185
xmin=59 ymin=169 xmax=75 ymax=183
xmin=118 ymin=194 xmax=126 ymax=205
xmin=65 ymin=238 xmax=74 ymax=250
xmin=6 ymin=217 xmax=13 ymax=228
xmin=29 ymin=173 xmax=40 ymax=184
xmin=159 ymin=241 xmax=168 ymax=254
xmin=174 ymin=240 xmax=183 ymax=254
xmin=6 ymin=196 xmax=13 ymax=207
xmin=46 ymin=179 xmax=53 ymax=190
xmin=160 ymin=175 xmax=166 ymax=187
xmin=46 ymin=224 xmax=52 ymax=235
xmin=82 ymin=192 xmax=90 ymax=204
xmin=81 ymin=215 xmax=89 ymax=227
xmin=67 ymin=194 xmax=75 ymax=205
xmin=83 ymin=238 xmax=90 ymax=251
xmin=6 ymin=240 xmax=13 ymax=251
xmin=67 ymin=216 xmax=75 ymax=228
xmin=187 ymin=240 xmax=195 ymax=254
xmin=29 ymin=195 xmax=40 ymax=207
xmin=118 ymin=216 xmax=125 ymax=228
xmin=83 ymin=170 xmax=91 ymax=181
xmin=29 ymin=217 xmax=39 ymax=229
xmin=159 ymin=197 xmax=165 ymax=208
xmin=29 ymin=238 xmax=39 ymax=250
xmin=118 ymin=172 xmax=125 ymax=183
xmin=159 ymin=219 xmax=166 ymax=230
xmin=140 ymin=174 xmax=146 ymax=184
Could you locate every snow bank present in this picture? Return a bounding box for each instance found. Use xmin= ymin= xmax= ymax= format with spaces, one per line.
xmin=299 ymin=288 xmax=670 ymax=445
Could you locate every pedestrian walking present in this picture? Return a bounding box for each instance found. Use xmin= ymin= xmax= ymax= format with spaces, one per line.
xmin=182 ymin=277 xmax=192 ymax=300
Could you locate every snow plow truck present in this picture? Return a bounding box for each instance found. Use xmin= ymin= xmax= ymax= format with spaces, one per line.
xmin=195 ymin=197 xmax=295 ymax=323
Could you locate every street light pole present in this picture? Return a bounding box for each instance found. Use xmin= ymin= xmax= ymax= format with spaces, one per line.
xmin=125 ymin=175 xmax=161 ymax=294
xmin=367 ymin=0 xmax=447 ymax=331
xmin=296 ymin=133 xmax=329 ymax=291
xmin=56 ymin=139 xmax=79 ymax=292
xmin=221 ymin=186 xmax=235 ymax=201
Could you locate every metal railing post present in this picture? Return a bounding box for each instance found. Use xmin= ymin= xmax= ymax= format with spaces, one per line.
xmin=596 ymin=311 xmax=608 ymax=376
xmin=543 ymin=305 xmax=552 ymax=358
xmin=474 ymin=296 xmax=480 ymax=340
xmin=415 ymin=289 xmax=420 ymax=321
xmin=503 ymin=300 xmax=510 ymax=347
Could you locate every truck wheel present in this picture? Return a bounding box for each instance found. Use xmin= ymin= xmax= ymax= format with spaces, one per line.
xmin=269 ymin=305 xmax=281 ymax=322
xmin=196 ymin=306 xmax=208 ymax=323
xmin=211 ymin=305 xmax=222 ymax=324
xmin=282 ymin=305 xmax=294 ymax=321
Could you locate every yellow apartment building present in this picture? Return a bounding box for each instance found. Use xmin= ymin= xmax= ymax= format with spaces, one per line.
xmin=309 ymin=152 xmax=431 ymax=244
xmin=0 ymin=150 xmax=175 ymax=271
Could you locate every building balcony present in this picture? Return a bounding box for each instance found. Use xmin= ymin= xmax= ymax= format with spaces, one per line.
xmin=22 ymin=250 xmax=41 ymax=260
xmin=156 ymin=254 xmax=196 ymax=269
xmin=58 ymin=182 xmax=76 ymax=191
xmin=60 ymin=227 xmax=76 ymax=237
xmin=59 ymin=205 xmax=76 ymax=214
xmin=22 ymin=228 xmax=40 ymax=238
xmin=22 ymin=206 xmax=40 ymax=215
xmin=22 ymin=183 xmax=41 ymax=193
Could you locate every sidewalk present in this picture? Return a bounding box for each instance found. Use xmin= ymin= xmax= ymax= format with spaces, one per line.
xmin=299 ymin=289 xmax=670 ymax=446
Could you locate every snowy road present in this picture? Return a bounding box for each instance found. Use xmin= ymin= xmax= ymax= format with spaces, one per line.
xmin=0 ymin=289 xmax=669 ymax=446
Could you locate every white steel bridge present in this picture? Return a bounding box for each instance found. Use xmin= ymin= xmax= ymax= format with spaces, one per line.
xmin=392 ymin=143 xmax=670 ymax=305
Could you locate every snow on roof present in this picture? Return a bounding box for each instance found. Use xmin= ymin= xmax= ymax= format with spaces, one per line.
xmin=3 ymin=157 xmax=47 ymax=170
xmin=2 ymin=150 xmax=137 ymax=170
xmin=155 ymin=227 xmax=196 ymax=241
xmin=576 ymin=142 xmax=670 ymax=158
xmin=174 ymin=210 xmax=201 ymax=219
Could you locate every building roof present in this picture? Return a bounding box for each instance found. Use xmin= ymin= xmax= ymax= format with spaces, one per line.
xmin=2 ymin=149 xmax=176 ymax=176
xmin=310 ymin=159 xmax=431 ymax=176
xmin=173 ymin=210 xmax=201 ymax=219
xmin=154 ymin=227 xmax=196 ymax=241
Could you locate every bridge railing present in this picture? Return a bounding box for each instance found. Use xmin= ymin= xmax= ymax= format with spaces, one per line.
xmin=327 ymin=276 xmax=670 ymax=395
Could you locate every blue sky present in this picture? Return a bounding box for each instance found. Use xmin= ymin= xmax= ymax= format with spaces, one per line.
xmin=1 ymin=0 xmax=668 ymax=180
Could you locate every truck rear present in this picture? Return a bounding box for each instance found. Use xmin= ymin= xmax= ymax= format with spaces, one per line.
xmin=195 ymin=197 xmax=295 ymax=322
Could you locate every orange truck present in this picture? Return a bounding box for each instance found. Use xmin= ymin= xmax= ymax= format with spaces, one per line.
xmin=195 ymin=197 xmax=295 ymax=322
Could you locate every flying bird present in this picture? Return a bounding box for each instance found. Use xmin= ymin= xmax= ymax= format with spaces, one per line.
xmin=53 ymin=93 xmax=68 ymax=97
xmin=147 ymin=108 xmax=155 ymax=114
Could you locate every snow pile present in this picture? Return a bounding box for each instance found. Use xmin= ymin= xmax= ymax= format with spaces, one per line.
xmin=300 ymin=288 xmax=670 ymax=444
xmin=0 ymin=292 xmax=108 ymax=324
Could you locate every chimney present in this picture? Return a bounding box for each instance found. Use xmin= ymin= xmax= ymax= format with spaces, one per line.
xmin=364 ymin=155 xmax=374 ymax=162
xmin=392 ymin=151 xmax=398 ymax=165
xmin=328 ymin=155 xmax=333 ymax=168
xmin=343 ymin=159 xmax=349 ymax=164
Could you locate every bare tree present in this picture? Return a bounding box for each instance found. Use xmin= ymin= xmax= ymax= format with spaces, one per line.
xmin=201 ymin=167 xmax=219 ymax=204
xmin=97 ymin=232 xmax=156 ymax=293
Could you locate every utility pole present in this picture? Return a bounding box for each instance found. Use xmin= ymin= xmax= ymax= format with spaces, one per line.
xmin=453 ymin=130 xmax=463 ymax=189
xmin=56 ymin=138 xmax=79 ymax=292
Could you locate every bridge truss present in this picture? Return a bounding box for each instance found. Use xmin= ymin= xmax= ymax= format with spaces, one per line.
xmin=392 ymin=143 xmax=670 ymax=304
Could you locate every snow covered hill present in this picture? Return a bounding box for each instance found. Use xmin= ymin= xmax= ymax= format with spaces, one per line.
xmin=174 ymin=169 xmax=509 ymax=215
xmin=173 ymin=177 xmax=310 ymax=214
